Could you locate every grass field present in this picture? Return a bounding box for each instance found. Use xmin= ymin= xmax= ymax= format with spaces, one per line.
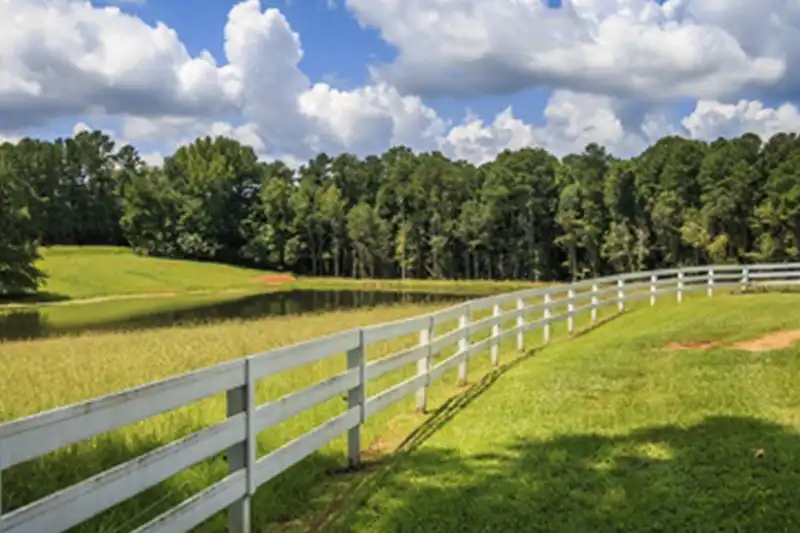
xmin=327 ymin=292 xmax=800 ymax=533
xmin=21 ymin=246 xmax=273 ymax=302
xmin=7 ymin=256 xmax=788 ymax=532
xmin=15 ymin=246 xmax=542 ymax=305
xmin=1 ymin=295 xmax=569 ymax=533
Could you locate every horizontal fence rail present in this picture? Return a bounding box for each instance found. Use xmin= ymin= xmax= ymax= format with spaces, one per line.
xmin=2 ymin=262 xmax=800 ymax=532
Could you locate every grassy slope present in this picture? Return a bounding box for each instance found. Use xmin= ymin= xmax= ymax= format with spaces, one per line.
xmin=1 ymin=246 xmax=534 ymax=335
xmin=32 ymin=246 xmax=272 ymax=300
xmin=333 ymin=293 xmax=800 ymax=533
xmin=30 ymin=246 xmax=543 ymax=303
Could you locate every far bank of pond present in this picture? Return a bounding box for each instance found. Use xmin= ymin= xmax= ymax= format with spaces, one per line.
xmin=0 ymin=289 xmax=475 ymax=341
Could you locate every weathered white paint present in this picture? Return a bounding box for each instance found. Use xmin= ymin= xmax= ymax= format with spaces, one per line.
xmin=516 ymin=297 xmax=525 ymax=351
xmin=491 ymin=304 xmax=501 ymax=366
xmin=543 ymin=293 xmax=551 ymax=344
xmin=708 ymin=268 xmax=715 ymax=297
xmin=417 ymin=316 xmax=433 ymax=412
xmin=650 ymin=275 xmax=657 ymax=306
xmin=563 ymin=288 xmax=573 ymax=333
xmin=346 ymin=331 xmax=365 ymax=468
xmin=457 ymin=310 xmax=469 ymax=386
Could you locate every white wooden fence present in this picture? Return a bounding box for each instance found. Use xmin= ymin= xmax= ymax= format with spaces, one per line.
xmin=2 ymin=262 xmax=800 ymax=533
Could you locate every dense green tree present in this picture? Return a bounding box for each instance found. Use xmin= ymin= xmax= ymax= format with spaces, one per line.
xmin=0 ymin=144 xmax=44 ymax=294
xmin=7 ymin=127 xmax=800 ymax=295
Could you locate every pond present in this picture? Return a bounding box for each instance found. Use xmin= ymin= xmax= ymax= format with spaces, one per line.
xmin=0 ymin=289 xmax=474 ymax=341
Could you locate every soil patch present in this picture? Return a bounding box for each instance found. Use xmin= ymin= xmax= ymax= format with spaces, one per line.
xmin=254 ymin=274 xmax=296 ymax=285
xmin=666 ymin=341 xmax=719 ymax=351
xmin=733 ymin=330 xmax=800 ymax=352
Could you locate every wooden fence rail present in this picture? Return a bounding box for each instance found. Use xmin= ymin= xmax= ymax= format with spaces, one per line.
xmin=2 ymin=263 xmax=800 ymax=533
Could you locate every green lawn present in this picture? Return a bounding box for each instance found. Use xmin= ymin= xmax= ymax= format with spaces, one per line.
xmin=328 ymin=292 xmax=800 ymax=533
xmin=24 ymin=246 xmax=543 ymax=304
xmin=29 ymin=246 xmax=272 ymax=301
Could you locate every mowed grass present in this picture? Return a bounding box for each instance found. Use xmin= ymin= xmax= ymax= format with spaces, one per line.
xmin=1 ymin=293 xmax=577 ymax=533
xmin=27 ymin=246 xmax=272 ymax=301
xmin=331 ymin=292 xmax=800 ymax=533
xmin=20 ymin=246 xmax=544 ymax=304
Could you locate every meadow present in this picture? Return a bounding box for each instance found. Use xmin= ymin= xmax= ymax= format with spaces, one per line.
xmin=1 ymin=284 xmax=590 ymax=532
xmin=6 ymin=246 xmax=797 ymax=532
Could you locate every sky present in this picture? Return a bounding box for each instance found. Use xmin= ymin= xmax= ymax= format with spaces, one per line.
xmin=4 ymin=0 xmax=800 ymax=166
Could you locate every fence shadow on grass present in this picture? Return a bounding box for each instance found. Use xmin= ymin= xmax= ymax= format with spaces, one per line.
xmin=325 ymin=414 xmax=800 ymax=532
xmin=307 ymin=313 xmax=625 ymax=532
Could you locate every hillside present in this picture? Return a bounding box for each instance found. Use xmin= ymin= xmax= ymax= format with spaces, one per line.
xmin=30 ymin=246 xmax=280 ymax=302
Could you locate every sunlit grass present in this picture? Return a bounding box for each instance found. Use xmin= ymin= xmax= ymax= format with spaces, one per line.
xmin=30 ymin=245 xmax=272 ymax=301
xmin=1 ymin=294 xmax=601 ymax=533
xmin=1 ymin=282 xmax=730 ymax=532
xmin=333 ymin=292 xmax=800 ymax=533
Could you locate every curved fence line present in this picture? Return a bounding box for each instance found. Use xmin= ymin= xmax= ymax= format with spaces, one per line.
xmin=2 ymin=262 xmax=800 ymax=533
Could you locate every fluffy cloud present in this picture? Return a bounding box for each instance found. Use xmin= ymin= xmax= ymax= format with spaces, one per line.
xmin=2 ymin=0 xmax=800 ymax=166
xmin=682 ymin=100 xmax=800 ymax=140
xmin=443 ymin=91 xmax=653 ymax=163
xmin=0 ymin=0 xmax=238 ymax=129
xmin=344 ymin=0 xmax=786 ymax=102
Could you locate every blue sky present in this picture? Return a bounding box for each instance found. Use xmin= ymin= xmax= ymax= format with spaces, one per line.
xmin=2 ymin=0 xmax=799 ymax=163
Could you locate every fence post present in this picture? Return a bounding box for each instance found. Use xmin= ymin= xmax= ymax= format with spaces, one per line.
xmin=516 ymin=297 xmax=525 ymax=352
xmin=543 ymin=293 xmax=551 ymax=344
xmin=457 ymin=306 xmax=470 ymax=386
xmin=226 ymin=359 xmax=255 ymax=533
xmin=416 ymin=316 xmax=433 ymax=412
xmin=347 ymin=330 xmax=365 ymax=468
xmin=650 ymin=274 xmax=657 ymax=306
xmin=590 ymin=284 xmax=598 ymax=322
xmin=707 ymin=268 xmax=714 ymax=297
xmin=617 ymin=278 xmax=625 ymax=312
xmin=677 ymin=270 xmax=684 ymax=303
xmin=567 ymin=288 xmax=575 ymax=334
xmin=742 ymin=266 xmax=750 ymax=292
xmin=491 ymin=303 xmax=501 ymax=366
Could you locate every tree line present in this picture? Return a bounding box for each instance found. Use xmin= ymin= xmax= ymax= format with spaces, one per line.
xmin=2 ymin=129 xmax=800 ymax=295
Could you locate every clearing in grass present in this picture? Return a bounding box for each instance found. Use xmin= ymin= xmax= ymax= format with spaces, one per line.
xmin=329 ymin=293 xmax=800 ymax=533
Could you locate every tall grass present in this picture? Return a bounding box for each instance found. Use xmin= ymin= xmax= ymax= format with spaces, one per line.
xmin=1 ymin=294 xmax=603 ymax=533
xmin=1 ymin=283 xmax=704 ymax=532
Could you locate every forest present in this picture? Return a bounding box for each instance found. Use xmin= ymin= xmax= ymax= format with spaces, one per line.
xmin=1 ymin=129 xmax=800 ymax=295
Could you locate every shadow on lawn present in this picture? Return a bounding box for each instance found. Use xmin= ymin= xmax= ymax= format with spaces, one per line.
xmin=327 ymin=416 xmax=800 ymax=533
xmin=313 ymin=319 xmax=800 ymax=532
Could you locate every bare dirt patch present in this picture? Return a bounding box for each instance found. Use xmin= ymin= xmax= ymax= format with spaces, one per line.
xmin=666 ymin=341 xmax=719 ymax=351
xmin=254 ymin=274 xmax=296 ymax=285
xmin=733 ymin=330 xmax=800 ymax=352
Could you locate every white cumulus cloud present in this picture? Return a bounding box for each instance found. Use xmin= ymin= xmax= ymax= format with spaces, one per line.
xmin=1 ymin=0 xmax=800 ymax=165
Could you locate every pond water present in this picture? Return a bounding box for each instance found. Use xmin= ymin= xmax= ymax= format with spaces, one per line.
xmin=0 ymin=289 xmax=473 ymax=341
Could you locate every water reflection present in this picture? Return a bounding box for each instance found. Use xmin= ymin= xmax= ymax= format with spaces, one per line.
xmin=0 ymin=290 xmax=471 ymax=341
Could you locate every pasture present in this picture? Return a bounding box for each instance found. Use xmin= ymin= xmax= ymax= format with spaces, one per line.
xmin=331 ymin=293 xmax=800 ymax=532
xmin=2 ymin=293 xmax=572 ymax=532
xmin=2 ymin=260 xmax=798 ymax=533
